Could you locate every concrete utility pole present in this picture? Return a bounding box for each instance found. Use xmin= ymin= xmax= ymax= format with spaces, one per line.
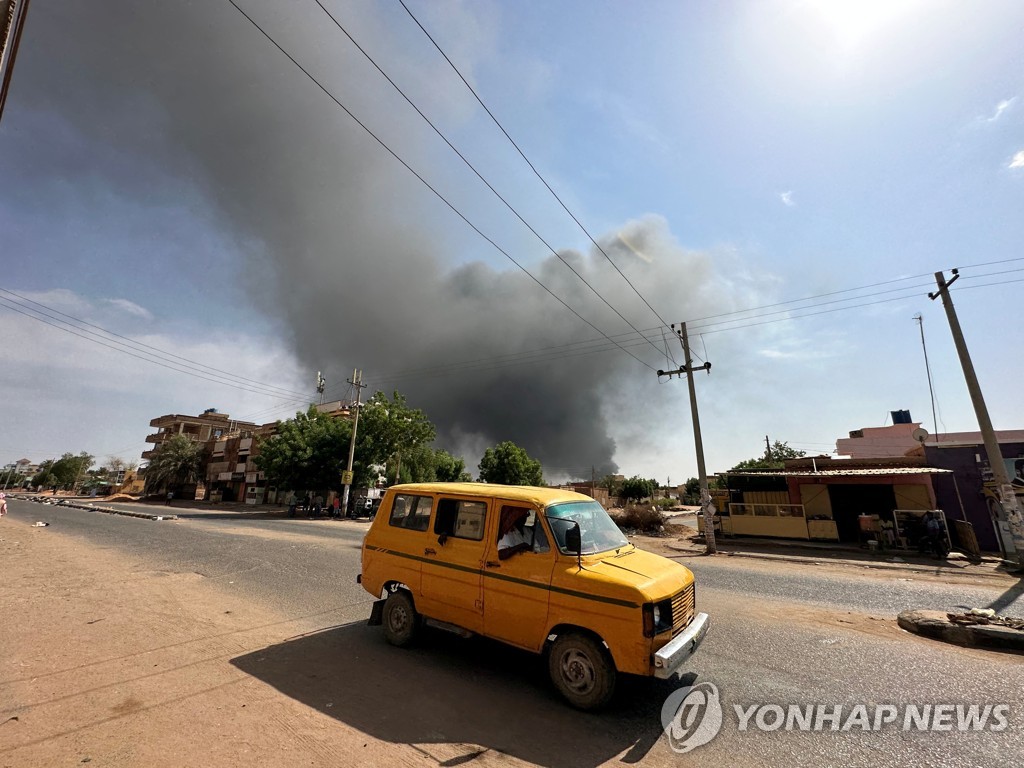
xmin=658 ymin=322 xmax=716 ymax=554
xmin=340 ymin=368 xmax=365 ymax=516
xmin=0 ymin=0 xmax=31 ymax=125
xmin=930 ymin=270 xmax=1024 ymax=564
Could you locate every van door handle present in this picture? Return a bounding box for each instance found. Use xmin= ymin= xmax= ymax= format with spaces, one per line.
xmin=424 ymin=548 xmax=436 ymax=556
xmin=484 ymin=560 xmax=500 ymax=568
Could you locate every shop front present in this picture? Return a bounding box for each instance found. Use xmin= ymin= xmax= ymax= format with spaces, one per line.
xmin=701 ymin=462 xmax=953 ymax=549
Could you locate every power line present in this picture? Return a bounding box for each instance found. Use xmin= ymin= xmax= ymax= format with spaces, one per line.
xmin=310 ymin=0 xmax=671 ymax=368
xmin=395 ymin=0 xmax=677 ymax=362
xmin=242 ymin=274 xmax=1013 ymax=423
xmin=0 ymin=287 xmax=310 ymax=400
xmin=0 ymin=296 xmax=312 ymax=400
xmin=225 ymin=0 xmax=657 ymax=373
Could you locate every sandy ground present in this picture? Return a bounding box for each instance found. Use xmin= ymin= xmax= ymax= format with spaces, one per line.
xmin=0 ymin=518 xmax=527 ymax=768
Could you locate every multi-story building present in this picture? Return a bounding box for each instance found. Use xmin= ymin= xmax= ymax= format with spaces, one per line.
xmin=142 ymin=403 xmax=358 ymax=504
xmin=142 ymin=410 xmax=257 ymax=461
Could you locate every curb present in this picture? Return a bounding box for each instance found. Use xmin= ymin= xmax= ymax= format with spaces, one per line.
xmin=662 ymin=546 xmax=1015 ymax=581
xmin=897 ymin=610 xmax=1024 ymax=653
xmin=19 ymin=496 xmax=175 ymax=522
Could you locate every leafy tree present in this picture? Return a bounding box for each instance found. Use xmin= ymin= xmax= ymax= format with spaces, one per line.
xmin=434 ymin=448 xmax=472 ymax=482
xmin=620 ymin=475 xmax=655 ymax=502
xmin=356 ymin=391 xmax=437 ymax=486
xmin=255 ymin=406 xmax=350 ymax=492
xmin=31 ymin=459 xmax=56 ymax=489
xmin=600 ymin=474 xmax=622 ymax=495
xmin=33 ymin=452 xmax=95 ymax=491
xmin=729 ymin=440 xmax=806 ymax=471
xmin=683 ymin=477 xmax=701 ymax=503
xmin=145 ymin=435 xmax=205 ymax=493
xmin=478 ymin=441 xmax=543 ymax=486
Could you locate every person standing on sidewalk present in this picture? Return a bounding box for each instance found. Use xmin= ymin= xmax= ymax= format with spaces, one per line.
xmin=0 ymin=493 xmax=7 ymax=517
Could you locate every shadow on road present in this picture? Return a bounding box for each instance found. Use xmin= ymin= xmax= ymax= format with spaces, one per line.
xmin=987 ymin=577 xmax=1024 ymax=614
xmin=231 ymin=622 xmax=692 ymax=767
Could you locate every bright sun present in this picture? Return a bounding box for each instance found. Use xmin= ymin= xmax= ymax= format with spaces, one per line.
xmin=804 ymin=0 xmax=921 ymax=51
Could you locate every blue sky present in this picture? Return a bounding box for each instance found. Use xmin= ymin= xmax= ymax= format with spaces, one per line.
xmin=1 ymin=0 xmax=1022 ymax=482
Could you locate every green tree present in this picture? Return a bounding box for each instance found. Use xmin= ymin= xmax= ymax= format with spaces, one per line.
xmin=255 ymin=406 xmax=350 ymax=492
xmin=683 ymin=477 xmax=701 ymax=503
xmin=478 ymin=441 xmax=543 ymax=486
xmin=729 ymin=440 xmax=806 ymax=471
xmin=599 ymin=474 xmax=622 ymax=496
xmin=31 ymin=459 xmax=56 ymax=489
xmin=35 ymin=452 xmax=94 ymax=491
xmin=356 ymin=391 xmax=437 ymax=486
xmin=434 ymin=448 xmax=472 ymax=482
xmin=145 ymin=435 xmax=205 ymax=493
xmin=620 ymin=475 xmax=655 ymax=502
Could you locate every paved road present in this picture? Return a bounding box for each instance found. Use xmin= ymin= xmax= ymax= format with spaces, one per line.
xmin=7 ymin=499 xmax=1023 ymax=767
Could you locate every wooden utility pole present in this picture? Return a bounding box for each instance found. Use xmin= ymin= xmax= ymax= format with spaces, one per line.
xmin=930 ymin=270 xmax=1024 ymax=564
xmin=765 ymin=435 xmax=772 ymax=462
xmin=659 ymin=322 xmax=716 ymax=554
xmin=340 ymin=369 xmax=365 ymax=516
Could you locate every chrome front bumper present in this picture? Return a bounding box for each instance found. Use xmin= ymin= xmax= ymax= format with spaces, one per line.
xmin=652 ymin=611 xmax=710 ymax=679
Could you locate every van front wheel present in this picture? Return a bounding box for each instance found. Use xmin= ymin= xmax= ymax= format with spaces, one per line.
xmin=548 ymin=633 xmax=616 ymax=710
xmin=382 ymin=590 xmax=418 ymax=647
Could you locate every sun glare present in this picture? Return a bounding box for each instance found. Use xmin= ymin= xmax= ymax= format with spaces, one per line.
xmin=804 ymin=0 xmax=921 ymax=52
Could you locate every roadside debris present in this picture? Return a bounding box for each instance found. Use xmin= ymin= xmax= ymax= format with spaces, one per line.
xmin=32 ymin=521 xmax=50 ymax=527
xmin=947 ymin=611 xmax=1024 ymax=631
xmin=898 ymin=609 xmax=1024 ymax=652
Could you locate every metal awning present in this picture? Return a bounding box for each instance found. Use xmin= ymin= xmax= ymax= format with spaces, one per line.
xmin=726 ymin=467 xmax=952 ymax=477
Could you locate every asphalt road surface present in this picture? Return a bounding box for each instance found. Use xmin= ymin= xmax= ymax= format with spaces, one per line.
xmin=7 ymin=498 xmax=1023 ymax=767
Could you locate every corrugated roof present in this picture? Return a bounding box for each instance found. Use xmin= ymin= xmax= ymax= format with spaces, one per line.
xmin=727 ymin=467 xmax=952 ymax=477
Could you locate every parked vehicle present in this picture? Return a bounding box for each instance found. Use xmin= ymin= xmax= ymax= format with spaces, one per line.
xmin=358 ymin=482 xmax=709 ymax=709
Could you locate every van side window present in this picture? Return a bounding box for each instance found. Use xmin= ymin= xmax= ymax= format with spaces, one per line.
xmin=435 ymin=498 xmax=487 ymax=541
xmin=498 ymin=505 xmax=550 ymax=554
xmin=389 ymin=494 xmax=433 ymax=531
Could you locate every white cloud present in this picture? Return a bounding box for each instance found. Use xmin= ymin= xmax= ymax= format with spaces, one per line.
xmin=780 ymin=191 xmax=795 ymax=207
xmin=985 ymin=97 xmax=1015 ymax=123
xmin=1009 ymin=150 xmax=1024 ymax=170
xmin=103 ymin=297 xmax=153 ymax=320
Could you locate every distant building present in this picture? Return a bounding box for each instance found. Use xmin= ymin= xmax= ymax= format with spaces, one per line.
xmin=142 ymin=411 xmax=257 ymax=461
xmin=141 ymin=403 xmax=358 ymax=504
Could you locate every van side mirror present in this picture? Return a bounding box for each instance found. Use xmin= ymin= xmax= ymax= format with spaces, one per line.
xmin=565 ymin=522 xmax=582 ymax=555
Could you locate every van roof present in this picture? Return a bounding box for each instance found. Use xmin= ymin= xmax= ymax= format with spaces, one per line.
xmin=386 ymin=482 xmax=595 ymax=507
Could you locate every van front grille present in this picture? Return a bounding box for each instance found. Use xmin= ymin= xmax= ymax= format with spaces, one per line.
xmin=671 ymin=583 xmax=695 ymax=636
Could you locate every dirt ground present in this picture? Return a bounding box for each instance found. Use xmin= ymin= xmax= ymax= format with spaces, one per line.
xmin=0 ymin=518 xmax=530 ymax=768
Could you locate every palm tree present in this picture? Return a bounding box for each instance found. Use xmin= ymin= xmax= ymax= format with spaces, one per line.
xmin=145 ymin=434 xmax=205 ymax=495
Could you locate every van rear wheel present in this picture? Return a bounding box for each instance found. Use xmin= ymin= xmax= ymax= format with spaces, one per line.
xmin=382 ymin=590 xmax=418 ymax=647
xmin=548 ymin=632 xmax=616 ymax=710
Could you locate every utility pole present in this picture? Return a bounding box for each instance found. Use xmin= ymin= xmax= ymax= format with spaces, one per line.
xmin=341 ymin=368 xmax=365 ymax=517
xmin=930 ymin=270 xmax=1024 ymax=564
xmin=659 ymin=322 xmax=716 ymax=554
xmin=765 ymin=435 xmax=772 ymax=462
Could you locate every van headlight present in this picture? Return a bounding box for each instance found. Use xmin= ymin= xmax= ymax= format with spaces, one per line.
xmin=643 ymin=598 xmax=674 ymax=637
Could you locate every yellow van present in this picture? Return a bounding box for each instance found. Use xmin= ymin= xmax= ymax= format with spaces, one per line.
xmin=358 ymin=482 xmax=709 ymax=709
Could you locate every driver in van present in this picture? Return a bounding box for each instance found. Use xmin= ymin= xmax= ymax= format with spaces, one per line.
xmin=498 ymin=507 xmax=533 ymax=560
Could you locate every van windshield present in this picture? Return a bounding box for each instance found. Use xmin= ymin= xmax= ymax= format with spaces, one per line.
xmin=545 ymin=500 xmax=630 ymax=555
